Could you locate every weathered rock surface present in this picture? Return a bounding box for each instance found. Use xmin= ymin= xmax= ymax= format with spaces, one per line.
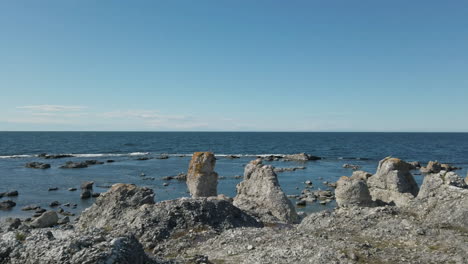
xmin=186 ymin=152 xmax=218 ymax=197
xmin=233 ymin=159 xmax=298 ymax=223
xmin=367 ymin=157 xmax=419 ymax=206
xmin=78 ymin=184 xmax=261 ymax=250
xmin=335 ymin=176 xmax=374 ymax=207
xmin=25 ymin=162 xmax=51 ymax=169
xmin=30 ymin=211 xmax=58 ymax=228
xmin=0 ymin=229 xmax=162 ymax=264
xmin=283 ymin=153 xmax=321 ymax=161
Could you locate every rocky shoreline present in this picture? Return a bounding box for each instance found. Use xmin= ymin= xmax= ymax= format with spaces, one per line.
xmin=1 ymin=153 xmax=467 ymax=263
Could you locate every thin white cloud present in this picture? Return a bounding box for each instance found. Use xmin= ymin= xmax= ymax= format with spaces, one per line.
xmin=17 ymin=105 xmax=87 ymax=112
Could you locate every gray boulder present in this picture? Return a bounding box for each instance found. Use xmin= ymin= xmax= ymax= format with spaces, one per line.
xmin=186 ymin=152 xmax=218 ymax=197
xmin=335 ymin=176 xmax=374 ymax=207
xmin=367 ymin=157 xmax=419 ymax=206
xmin=412 ymin=171 xmax=468 ymax=230
xmin=30 ymin=211 xmax=58 ymax=228
xmin=233 ymin=159 xmax=299 ymax=224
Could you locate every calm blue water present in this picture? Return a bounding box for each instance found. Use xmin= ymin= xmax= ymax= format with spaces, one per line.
xmin=1 ymin=132 xmax=467 ymax=219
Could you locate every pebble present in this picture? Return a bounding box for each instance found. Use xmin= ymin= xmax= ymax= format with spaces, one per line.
xmin=247 ymin=245 xmax=254 ymax=250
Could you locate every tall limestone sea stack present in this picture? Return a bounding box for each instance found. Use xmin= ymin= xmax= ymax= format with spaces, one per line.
xmin=187 ymin=152 xmax=218 ymax=197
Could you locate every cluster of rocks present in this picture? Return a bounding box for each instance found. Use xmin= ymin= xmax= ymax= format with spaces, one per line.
xmin=2 ymin=153 xmax=467 ymax=263
xmin=0 ymin=191 xmax=19 ymax=210
xmin=420 ymin=160 xmax=460 ymax=173
xmin=259 ymin=153 xmax=321 ymax=162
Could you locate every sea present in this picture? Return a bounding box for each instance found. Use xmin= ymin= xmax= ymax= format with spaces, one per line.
xmin=1 ymin=132 xmax=468 ymax=219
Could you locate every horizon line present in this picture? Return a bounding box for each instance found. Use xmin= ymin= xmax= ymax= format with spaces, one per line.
xmin=1 ymin=130 xmax=468 ymax=133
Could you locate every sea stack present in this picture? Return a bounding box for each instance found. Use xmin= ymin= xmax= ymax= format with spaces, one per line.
xmin=187 ymin=152 xmax=218 ymax=197
xmin=367 ymin=157 xmax=419 ymax=206
xmin=233 ymin=159 xmax=298 ymax=223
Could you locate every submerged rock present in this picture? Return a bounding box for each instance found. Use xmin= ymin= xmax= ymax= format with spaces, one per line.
xmin=60 ymin=161 xmax=88 ymax=169
xmin=335 ymin=176 xmax=373 ymax=207
xmin=233 ymin=159 xmax=298 ymax=224
xmin=25 ymin=162 xmax=51 ymax=169
xmin=60 ymin=160 xmax=103 ymax=169
xmin=367 ymin=157 xmax=419 ymax=206
xmin=38 ymin=153 xmax=73 ymax=159
xmin=0 ymin=200 xmax=16 ymax=210
xmin=186 ymin=152 xmax=218 ymax=197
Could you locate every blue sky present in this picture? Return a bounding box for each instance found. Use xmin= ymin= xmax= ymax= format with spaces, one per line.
xmin=0 ymin=0 xmax=467 ymax=131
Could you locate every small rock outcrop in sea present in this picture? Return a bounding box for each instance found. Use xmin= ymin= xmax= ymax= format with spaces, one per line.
xmin=186 ymin=152 xmax=218 ymax=197
xmin=273 ymin=166 xmax=306 ymax=173
xmin=0 ymin=200 xmax=16 ymax=210
xmin=342 ymin=163 xmax=361 ymax=170
xmin=60 ymin=160 xmax=104 ymax=169
xmin=77 ymin=184 xmax=261 ymax=250
xmin=25 ymin=162 xmax=51 ymax=169
xmin=335 ymin=176 xmax=373 ymax=207
xmin=367 ymin=157 xmax=419 ymax=206
xmin=30 ymin=211 xmax=58 ymax=228
xmin=0 ymin=190 xmax=18 ymax=198
xmin=233 ymin=159 xmax=298 ymax=223
xmin=283 ymin=153 xmax=321 ymax=161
